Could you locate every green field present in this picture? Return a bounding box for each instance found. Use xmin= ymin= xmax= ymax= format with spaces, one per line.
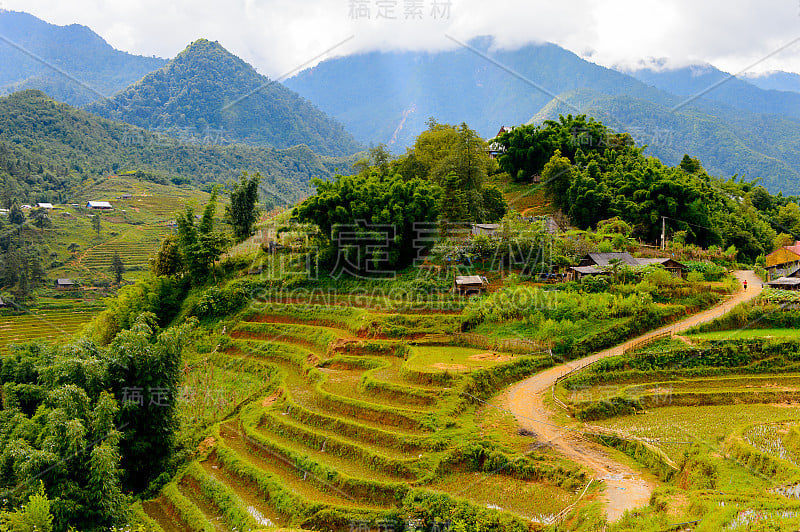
xmin=595 ymin=404 xmax=800 ymax=464
xmin=0 ymin=308 xmax=98 ymax=347
xmin=688 ymin=328 xmax=800 ymax=341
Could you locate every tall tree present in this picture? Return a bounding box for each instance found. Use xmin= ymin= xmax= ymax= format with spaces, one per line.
xmin=8 ymin=203 xmax=24 ymax=226
xmin=226 ymin=172 xmax=261 ymax=242
xmin=105 ymin=314 xmax=188 ymax=493
xmin=111 ymin=253 xmax=124 ymax=284
xmin=91 ymin=214 xmax=101 ymax=236
xmin=176 ymin=193 xmax=229 ymax=283
xmin=150 ymin=235 xmax=183 ymax=277
xmin=29 ymin=208 xmax=51 ymax=232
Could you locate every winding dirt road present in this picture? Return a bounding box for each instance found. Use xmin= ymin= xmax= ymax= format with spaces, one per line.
xmin=505 ymin=271 xmax=763 ymax=522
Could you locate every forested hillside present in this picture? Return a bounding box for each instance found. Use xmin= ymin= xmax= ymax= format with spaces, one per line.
xmin=0 ymin=11 xmax=166 ymax=105
xmin=87 ymin=39 xmax=363 ymax=157
xmin=630 ymin=63 xmax=800 ymax=119
xmin=286 ymin=37 xmax=800 ymax=195
xmin=0 ymin=90 xmax=354 ymax=206
xmin=530 ymin=89 xmax=800 ymax=195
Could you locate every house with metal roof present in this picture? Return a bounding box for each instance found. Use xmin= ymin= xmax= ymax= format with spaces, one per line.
xmin=86 ymin=201 xmax=113 ymax=210
xmin=577 ymin=253 xmax=687 ymax=278
xmin=55 ymin=278 xmax=75 ymax=290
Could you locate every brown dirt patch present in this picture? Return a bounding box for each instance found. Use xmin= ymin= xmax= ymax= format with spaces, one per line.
xmin=330 ymin=338 xmax=361 ymax=352
xmin=262 ymin=389 xmax=282 ymax=407
xmin=432 ymin=363 xmax=469 ymax=371
xmin=197 ymin=436 xmax=216 ymax=456
xmin=469 ymin=352 xmax=511 ymax=362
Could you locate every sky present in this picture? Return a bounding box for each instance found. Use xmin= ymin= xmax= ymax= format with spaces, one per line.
xmin=4 ymin=0 xmax=800 ymax=77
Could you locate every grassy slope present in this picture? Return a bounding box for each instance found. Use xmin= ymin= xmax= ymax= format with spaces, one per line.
xmin=0 ymin=176 xmax=213 ymax=349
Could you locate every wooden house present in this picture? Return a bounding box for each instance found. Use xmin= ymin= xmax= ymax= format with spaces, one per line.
xmin=454 ymin=275 xmax=489 ymax=296
xmin=55 ymin=278 xmax=75 ymax=290
xmin=566 ymin=265 xmax=608 ymax=282
xmin=471 ymin=224 xmax=501 ymax=238
xmin=765 ymin=267 xmax=800 ymax=291
xmin=634 ymin=257 xmax=688 ymax=278
xmin=577 ymin=253 xmax=687 ymax=278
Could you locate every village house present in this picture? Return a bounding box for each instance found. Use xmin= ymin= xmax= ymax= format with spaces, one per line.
xmin=86 ymin=201 xmax=113 ymax=210
xmin=765 ymin=267 xmax=800 ymax=291
xmin=566 ymin=265 xmax=608 ymax=282
xmin=487 ymin=126 xmax=512 ymax=159
xmin=577 ymin=252 xmax=687 ymax=278
xmin=471 ymin=223 xmax=502 ymax=238
xmin=766 ymin=241 xmax=800 ymax=281
xmin=453 ymin=275 xmax=489 ymax=296
xmin=36 ymin=202 xmax=53 ymax=209
xmin=55 ymin=278 xmax=75 ymax=290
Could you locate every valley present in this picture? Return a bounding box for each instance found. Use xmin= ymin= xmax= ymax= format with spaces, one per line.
xmin=3 ymin=7 xmax=800 ymax=532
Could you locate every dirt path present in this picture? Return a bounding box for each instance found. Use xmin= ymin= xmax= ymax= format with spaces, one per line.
xmin=505 ymin=271 xmax=762 ymax=522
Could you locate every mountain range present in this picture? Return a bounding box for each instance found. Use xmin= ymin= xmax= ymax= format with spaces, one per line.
xmin=285 ymin=39 xmax=800 ymax=194
xmin=4 ymin=11 xmax=800 ymax=195
xmin=0 ymin=10 xmax=167 ymax=106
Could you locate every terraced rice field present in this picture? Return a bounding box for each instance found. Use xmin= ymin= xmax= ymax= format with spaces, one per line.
xmin=0 ymin=309 xmax=97 ymax=348
xmin=594 ymin=405 xmax=800 ymax=463
xmin=80 ymin=225 xmax=171 ymax=271
xmin=140 ymin=304 xmax=585 ymax=531
xmin=564 ymin=374 xmax=800 ymax=403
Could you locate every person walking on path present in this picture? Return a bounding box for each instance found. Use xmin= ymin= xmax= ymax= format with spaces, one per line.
xmin=744 ymin=279 xmax=748 ymax=291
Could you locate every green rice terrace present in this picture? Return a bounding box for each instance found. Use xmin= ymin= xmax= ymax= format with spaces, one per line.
xmin=546 ymin=292 xmax=800 ymax=530
xmin=137 ymin=297 xmax=592 ymax=531
xmin=104 ymin=248 xmax=797 ymax=531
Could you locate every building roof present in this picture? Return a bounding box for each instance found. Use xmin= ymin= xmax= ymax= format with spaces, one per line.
xmin=766 ymin=242 xmax=800 ymax=267
xmin=635 ymin=257 xmax=688 ymax=269
xmin=0 ymin=296 xmax=4 ymax=306
xmin=569 ymin=266 xmax=606 ymax=275
xmin=784 ymin=241 xmax=800 ymax=256
xmin=766 ymin=277 xmax=800 ymax=287
xmin=87 ymin=201 xmax=112 ymax=208
xmin=56 ymin=278 xmax=74 ymax=285
xmin=581 ymin=253 xmax=686 ymax=269
xmin=583 ymin=253 xmax=640 ymax=266
xmin=455 ymin=275 xmax=488 ymax=285
xmin=472 ymin=223 xmax=501 ymax=230
xmin=37 ymin=202 xmax=53 ymax=209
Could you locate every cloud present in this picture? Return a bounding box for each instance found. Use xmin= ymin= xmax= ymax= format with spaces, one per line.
xmin=4 ymin=0 xmax=800 ymax=77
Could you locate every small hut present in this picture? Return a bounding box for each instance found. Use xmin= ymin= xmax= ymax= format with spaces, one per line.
xmin=454 ymin=275 xmax=489 ymax=296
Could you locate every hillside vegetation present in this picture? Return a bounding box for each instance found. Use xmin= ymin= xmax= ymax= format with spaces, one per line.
xmin=0 ymin=90 xmax=353 ymax=206
xmin=87 ymin=39 xmax=363 ymax=157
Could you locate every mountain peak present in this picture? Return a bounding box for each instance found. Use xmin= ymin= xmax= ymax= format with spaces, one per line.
xmin=86 ymin=39 xmax=362 ymax=156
